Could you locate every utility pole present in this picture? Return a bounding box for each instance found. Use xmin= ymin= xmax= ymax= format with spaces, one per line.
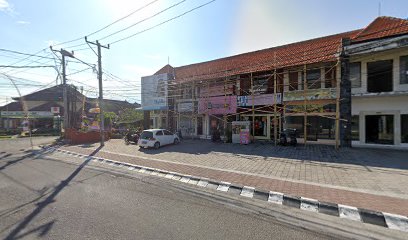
xmin=85 ymin=37 xmax=110 ymax=146
xmin=50 ymin=47 xmax=74 ymax=137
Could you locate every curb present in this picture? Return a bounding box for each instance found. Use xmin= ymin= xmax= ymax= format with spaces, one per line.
xmin=42 ymin=145 xmax=408 ymax=233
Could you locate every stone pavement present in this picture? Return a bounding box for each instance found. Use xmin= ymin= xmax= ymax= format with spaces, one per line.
xmin=57 ymin=139 xmax=408 ymax=216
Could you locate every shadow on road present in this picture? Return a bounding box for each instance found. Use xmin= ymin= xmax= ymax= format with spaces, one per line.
xmin=4 ymin=145 xmax=103 ymax=240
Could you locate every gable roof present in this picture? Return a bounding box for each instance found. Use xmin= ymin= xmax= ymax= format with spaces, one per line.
xmin=152 ymin=16 xmax=408 ymax=84
xmin=0 ymin=101 xmax=23 ymax=111
xmin=30 ymin=102 xmax=63 ymax=112
xmin=12 ymin=84 xmax=84 ymax=102
xmin=352 ymin=16 xmax=408 ymax=43
xmin=154 ymin=64 xmax=174 ymax=75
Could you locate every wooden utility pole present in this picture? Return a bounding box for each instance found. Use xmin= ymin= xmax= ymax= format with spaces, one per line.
xmin=85 ymin=37 xmax=110 ymax=146
xmin=50 ymin=47 xmax=74 ymax=135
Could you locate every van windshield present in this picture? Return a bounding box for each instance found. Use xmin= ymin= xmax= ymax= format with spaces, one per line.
xmin=140 ymin=131 xmax=153 ymax=140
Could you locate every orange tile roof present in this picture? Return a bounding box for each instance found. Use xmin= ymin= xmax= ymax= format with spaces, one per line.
xmin=153 ymin=16 xmax=408 ymax=84
xmin=154 ymin=64 xmax=174 ymax=75
xmin=352 ymin=16 xmax=408 ymax=43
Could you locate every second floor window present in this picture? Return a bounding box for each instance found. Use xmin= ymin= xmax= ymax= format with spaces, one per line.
xmin=289 ymin=72 xmax=298 ymax=91
xmin=350 ymin=62 xmax=361 ymax=88
xmin=367 ymin=59 xmax=393 ymax=93
xmin=306 ymin=69 xmax=321 ymax=89
xmin=400 ymin=56 xmax=408 ymax=85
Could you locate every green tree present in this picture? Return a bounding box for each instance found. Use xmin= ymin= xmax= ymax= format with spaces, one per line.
xmin=118 ymin=108 xmax=143 ymax=122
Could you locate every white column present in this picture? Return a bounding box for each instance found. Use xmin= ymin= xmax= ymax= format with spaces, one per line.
xmin=320 ymin=67 xmax=325 ymax=89
xmin=395 ymin=112 xmax=401 ymax=145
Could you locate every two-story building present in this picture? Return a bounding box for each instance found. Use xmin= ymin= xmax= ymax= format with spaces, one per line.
xmin=141 ymin=16 xmax=408 ymax=148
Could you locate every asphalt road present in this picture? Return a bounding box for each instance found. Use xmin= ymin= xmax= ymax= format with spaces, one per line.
xmin=0 ymin=139 xmax=403 ymax=240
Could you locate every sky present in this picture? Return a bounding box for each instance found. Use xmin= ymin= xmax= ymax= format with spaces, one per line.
xmin=1 ymin=0 xmax=408 ymax=106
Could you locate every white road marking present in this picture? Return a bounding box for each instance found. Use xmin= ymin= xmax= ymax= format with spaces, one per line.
xmin=197 ymin=180 xmax=209 ymax=187
xmin=300 ymin=197 xmax=319 ymax=212
xmin=240 ymin=186 xmax=255 ymax=198
xmin=268 ymin=191 xmax=283 ymax=204
xmin=383 ymin=212 xmax=408 ymax=232
xmin=217 ymin=182 xmax=230 ymax=192
xmin=338 ymin=204 xmax=361 ymax=222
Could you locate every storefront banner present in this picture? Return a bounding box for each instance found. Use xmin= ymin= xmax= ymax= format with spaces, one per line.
xmin=178 ymin=102 xmax=193 ymax=112
xmin=0 ymin=111 xmax=53 ymax=118
xmin=283 ymin=88 xmax=336 ymax=101
xmin=199 ymin=84 xmax=234 ymax=97
xmin=198 ymin=96 xmax=237 ymax=115
xmin=141 ymin=73 xmax=168 ymax=110
xmin=237 ymin=93 xmax=282 ymax=107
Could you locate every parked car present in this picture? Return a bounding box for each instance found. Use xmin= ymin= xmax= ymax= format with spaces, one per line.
xmin=138 ymin=129 xmax=180 ymax=149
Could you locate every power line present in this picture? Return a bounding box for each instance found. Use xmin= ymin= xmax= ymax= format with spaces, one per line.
xmin=0 ymin=65 xmax=56 ymax=68
xmin=51 ymin=0 xmax=160 ymax=49
xmin=0 ymin=48 xmax=55 ymax=60
xmin=109 ymin=0 xmax=216 ymax=45
xmin=98 ymin=0 xmax=187 ymax=41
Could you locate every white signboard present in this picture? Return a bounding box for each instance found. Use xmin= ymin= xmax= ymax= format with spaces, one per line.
xmin=141 ymin=73 xmax=169 ymax=110
xmin=0 ymin=111 xmax=53 ymax=118
xmin=178 ymin=102 xmax=193 ymax=112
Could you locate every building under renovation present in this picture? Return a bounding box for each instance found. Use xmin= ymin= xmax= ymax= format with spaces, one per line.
xmin=141 ymin=16 xmax=408 ymax=149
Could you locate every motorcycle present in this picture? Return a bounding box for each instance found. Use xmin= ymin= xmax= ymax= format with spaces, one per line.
xmin=279 ymin=129 xmax=297 ymax=147
xmin=124 ymin=130 xmax=140 ymax=145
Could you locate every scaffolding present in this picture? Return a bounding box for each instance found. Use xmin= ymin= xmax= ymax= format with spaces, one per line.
xmin=165 ymin=49 xmax=345 ymax=148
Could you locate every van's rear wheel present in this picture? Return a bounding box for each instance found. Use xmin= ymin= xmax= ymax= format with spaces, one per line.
xmin=154 ymin=142 xmax=160 ymax=149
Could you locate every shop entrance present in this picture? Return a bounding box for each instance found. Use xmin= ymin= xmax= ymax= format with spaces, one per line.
xmin=365 ymin=115 xmax=394 ymax=145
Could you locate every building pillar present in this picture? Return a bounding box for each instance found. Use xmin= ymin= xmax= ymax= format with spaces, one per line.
xmin=143 ymin=110 xmax=150 ymax=130
xmin=340 ymin=38 xmax=352 ymax=147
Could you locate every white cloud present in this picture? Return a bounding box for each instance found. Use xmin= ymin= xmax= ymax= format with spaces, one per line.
xmin=0 ymin=0 xmax=15 ymax=15
xmin=16 ymin=20 xmax=30 ymax=25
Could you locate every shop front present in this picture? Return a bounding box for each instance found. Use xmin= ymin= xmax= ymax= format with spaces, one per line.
xmin=237 ymin=93 xmax=282 ymax=140
xmin=198 ymin=95 xmax=237 ymax=138
xmin=283 ymin=88 xmax=337 ymax=144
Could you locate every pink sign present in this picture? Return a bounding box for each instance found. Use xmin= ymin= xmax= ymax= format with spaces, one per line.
xmin=240 ymin=130 xmax=250 ymax=144
xmin=198 ymin=96 xmax=237 ymax=115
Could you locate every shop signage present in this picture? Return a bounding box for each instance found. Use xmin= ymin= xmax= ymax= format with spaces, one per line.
xmin=51 ymin=107 xmax=60 ymax=114
xmin=141 ymin=73 xmax=169 ymax=110
xmin=198 ymin=96 xmax=237 ymax=115
xmin=178 ymin=102 xmax=193 ymax=112
xmin=283 ymin=88 xmax=336 ymax=101
xmin=237 ymin=93 xmax=282 ymax=107
xmin=0 ymin=111 xmax=53 ymax=118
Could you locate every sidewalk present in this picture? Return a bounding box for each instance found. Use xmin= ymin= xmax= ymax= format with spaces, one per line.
xmin=57 ymin=139 xmax=408 ymax=216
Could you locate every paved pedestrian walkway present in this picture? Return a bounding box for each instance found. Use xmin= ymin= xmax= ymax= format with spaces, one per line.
xmin=57 ymin=139 xmax=408 ymax=216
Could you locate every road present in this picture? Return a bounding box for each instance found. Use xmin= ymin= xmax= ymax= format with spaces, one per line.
xmin=0 ymin=138 xmax=402 ymax=240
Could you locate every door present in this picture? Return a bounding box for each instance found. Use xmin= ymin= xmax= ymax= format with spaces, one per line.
xmin=164 ymin=130 xmax=174 ymax=145
xmin=155 ymin=130 xmax=165 ymax=144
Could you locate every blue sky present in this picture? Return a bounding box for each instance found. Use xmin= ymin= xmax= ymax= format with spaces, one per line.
xmin=1 ymin=0 xmax=408 ymax=105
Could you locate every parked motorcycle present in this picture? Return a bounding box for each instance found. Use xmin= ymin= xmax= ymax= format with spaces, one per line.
xmin=279 ymin=129 xmax=297 ymax=147
xmin=124 ymin=130 xmax=140 ymax=145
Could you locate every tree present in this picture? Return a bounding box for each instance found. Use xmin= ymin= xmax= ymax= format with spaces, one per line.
xmin=118 ymin=108 xmax=143 ymax=122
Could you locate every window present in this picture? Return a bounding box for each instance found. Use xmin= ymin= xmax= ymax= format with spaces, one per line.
xmin=306 ymin=69 xmax=321 ymax=89
xmin=289 ymin=72 xmax=298 ymax=91
xmin=402 ymin=114 xmax=408 ymax=143
xmin=350 ymin=62 xmax=361 ymax=88
xmin=325 ymin=67 xmax=336 ymax=88
xmin=156 ymin=130 xmax=163 ymax=136
xmin=164 ymin=130 xmax=173 ymax=135
xmin=365 ymin=115 xmax=394 ymax=145
xmin=400 ymin=56 xmax=408 ymax=84
xmin=351 ymin=115 xmax=359 ymax=141
xmin=367 ymin=60 xmax=393 ymax=93
xmin=252 ymin=77 xmax=268 ymax=94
